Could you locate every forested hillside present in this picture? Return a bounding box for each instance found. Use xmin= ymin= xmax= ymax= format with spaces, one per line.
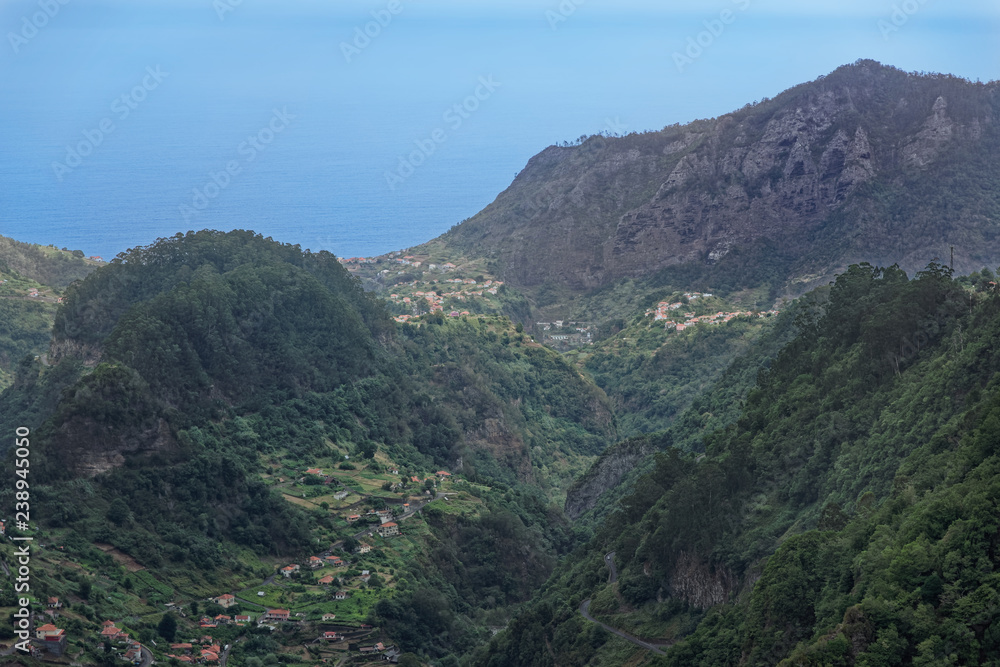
xmin=0 ymin=230 xmax=615 ymax=664
xmin=476 ymin=264 xmax=1000 ymax=666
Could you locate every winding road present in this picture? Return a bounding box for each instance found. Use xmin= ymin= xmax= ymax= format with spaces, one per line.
xmin=578 ymin=552 xmax=666 ymax=657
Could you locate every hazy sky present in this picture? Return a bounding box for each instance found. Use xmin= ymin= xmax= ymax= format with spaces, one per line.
xmin=0 ymin=0 xmax=997 ymax=258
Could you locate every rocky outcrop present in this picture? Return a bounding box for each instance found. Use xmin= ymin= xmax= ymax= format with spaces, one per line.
xmin=564 ymin=436 xmax=655 ymax=519
xmin=442 ymin=61 xmax=999 ymax=296
xmin=668 ymin=551 xmax=736 ymax=609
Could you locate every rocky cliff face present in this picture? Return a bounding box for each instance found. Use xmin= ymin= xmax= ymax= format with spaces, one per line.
xmin=564 ymin=436 xmax=655 ymax=519
xmin=442 ymin=61 xmax=1000 ymax=295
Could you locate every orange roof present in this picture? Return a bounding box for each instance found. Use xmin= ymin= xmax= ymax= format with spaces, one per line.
xmin=217 ymin=593 xmax=234 ymax=600
xmin=381 ymin=522 xmax=398 ymax=528
xmin=36 ymin=624 xmax=59 ymax=632
xmin=268 ymin=609 xmax=290 ymax=615
xmin=436 ymin=471 xmax=451 ymax=476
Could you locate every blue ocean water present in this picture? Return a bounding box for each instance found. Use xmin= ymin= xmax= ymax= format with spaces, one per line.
xmin=0 ymin=0 xmax=995 ymax=260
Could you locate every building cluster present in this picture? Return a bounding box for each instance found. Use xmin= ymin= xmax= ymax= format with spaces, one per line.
xmin=165 ymin=635 xmax=222 ymax=663
xmin=536 ymin=321 xmax=595 ymax=349
xmin=386 ymin=278 xmax=504 ymax=321
xmin=645 ymin=293 xmax=779 ymax=331
xmin=645 ymin=293 xmax=714 ymax=320
xmin=97 ymin=621 xmax=144 ymax=664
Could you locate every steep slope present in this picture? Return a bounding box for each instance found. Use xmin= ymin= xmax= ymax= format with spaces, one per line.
xmin=0 ymin=234 xmax=97 ymax=388
xmin=0 ymin=230 xmax=617 ymax=662
xmin=474 ymin=265 xmax=1000 ymax=666
xmin=437 ymin=61 xmax=1000 ymax=300
xmin=0 ymin=234 xmax=97 ymax=288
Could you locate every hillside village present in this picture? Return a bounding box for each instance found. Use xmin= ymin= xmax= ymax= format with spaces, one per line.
xmin=1 ymin=452 xmax=472 ymax=666
xmin=336 ymin=251 xmax=510 ymax=323
xmin=645 ymin=292 xmax=780 ymax=331
xmin=385 ymin=278 xmax=504 ymax=322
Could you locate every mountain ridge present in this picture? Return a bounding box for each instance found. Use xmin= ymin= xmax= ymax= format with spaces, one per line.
xmin=431 ymin=60 xmax=1000 ymax=303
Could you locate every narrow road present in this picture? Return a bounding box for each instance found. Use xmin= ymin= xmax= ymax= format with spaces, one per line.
xmin=139 ymin=644 xmax=154 ymax=667
xmin=605 ymin=551 xmax=618 ymax=583
xmin=579 ymin=552 xmax=666 ymax=657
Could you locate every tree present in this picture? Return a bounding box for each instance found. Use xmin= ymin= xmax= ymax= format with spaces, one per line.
xmin=107 ymin=498 xmax=131 ymax=526
xmin=158 ymin=612 xmax=178 ymax=642
xmin=397 ymin=653 xmax=422 ymax=667
xmin=78 ymin=580 xmax=92 ymax=601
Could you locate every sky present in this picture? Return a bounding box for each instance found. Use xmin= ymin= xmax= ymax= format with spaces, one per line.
xmin=0 ymin=0 xmax=997 ymax=259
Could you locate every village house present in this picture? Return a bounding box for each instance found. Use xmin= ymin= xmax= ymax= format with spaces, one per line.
xmin=318 ymin=575 xmax=335 ymax=585
xmin=280 ymin=565 xmax=297 ymax=578
xmin=333 ymin=490 xmax=349 ymax=501
xmin=214 ymin=614 xmax=231 ymax=625
xmin=308 ymin=556 xmax=324 ymax=568
xmin=261 ymin=609 xmax=291 ymax=624
xmin=322 ymin=613 xmax=337 ymax=622
xmin=235 ymin=615 xmax=252 ymax=625
xmin=377 ymin=522 xmax=400 ymax=537
xmin=35 ymin=623 xmax=66 ymax=650
xmin=356 ymin=543 xmax=372 ymax=554
xmin=123 ymin=645 xmax=143 ymax=665
xmin=46 ymin=597 xmax=62 ymax=609
xmin=334 ymin=591 xmax=349 ymax=600
xmin=213 ymin=593 xmax=236 ymax=608
xmin=323 ymin=631 xmax=341 ymax=641
xmin=100 ymin=622 xmax=128 ymax=643
xmin=346 ymin=514 xmax=361 ymax=523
